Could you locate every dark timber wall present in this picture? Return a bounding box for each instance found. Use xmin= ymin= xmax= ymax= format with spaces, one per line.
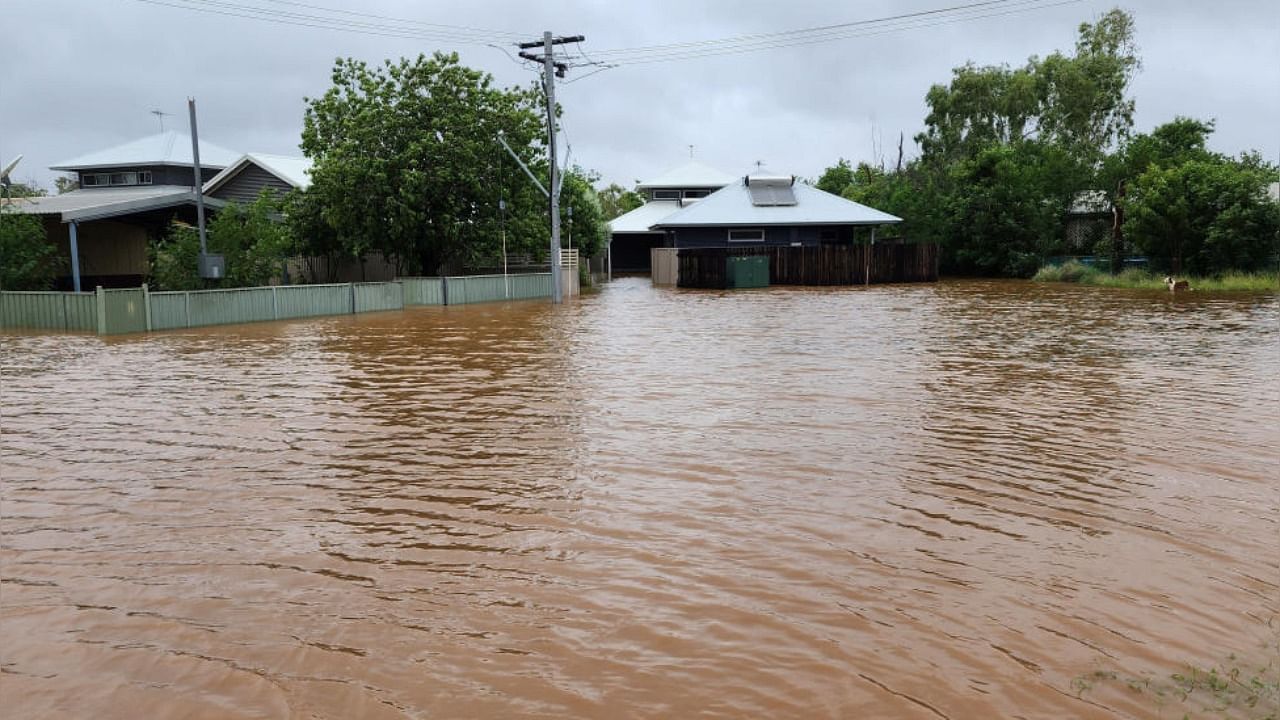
xmin=678 ymin=243 xmax=939 ymax=289
xmin=209 ymin=165 xmax=295 ymax=203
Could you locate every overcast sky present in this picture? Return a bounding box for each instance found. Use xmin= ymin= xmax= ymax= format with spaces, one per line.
xmin=2 ymin=0 xmax=1277 ymax=191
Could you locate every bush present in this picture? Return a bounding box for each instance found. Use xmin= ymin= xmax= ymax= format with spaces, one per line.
xmin=151 ymin=192 xmax=295 ymax=290
xmin=0 ymin=213 xmax=61 ymax=290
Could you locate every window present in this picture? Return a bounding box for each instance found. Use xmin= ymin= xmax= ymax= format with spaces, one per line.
xmin=81 ymin=170 xmax=151 ymax=187
xmin=728 ymin=228 xmax=765 ymax=243
xmin=109 ymin=172 xmax=135 ymax=186
xmin=137 ymin=170 xmax=153 ymax=185
xmin=82 ymin=174 xmax=102 ymax=186
xmin=653 ymin=189 xmax=680 ymax=200
xmin=683 ymin=190 xmax=709 ymax=199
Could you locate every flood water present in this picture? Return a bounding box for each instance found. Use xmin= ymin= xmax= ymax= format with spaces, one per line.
xmin=2 ymin=278 xmax=1278 ymax=719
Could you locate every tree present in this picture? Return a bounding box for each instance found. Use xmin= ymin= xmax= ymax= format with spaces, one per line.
xmin=300 ymin=52 xmax=547 ymax=275
xmin=0 ymin=212 xmax=60 ymax=290
xmin=597 ymin=182 xmax=643 ymax=220
xmin=559 ymin=167 xmax=609 ymax=258
xmin=918 ymin=8 xmax=1138 ymax=165
xmin=54 ymin=176 xmax=79 ymax=194
xmin=1123 ymin=154 xmax=1279 ymax=274
xmin=4 ymin=182 xmax=45 ymax=198
xmin=151 ymin=192 xmax=296 ymax=290
xmin=815 ymin=158 xmax=856 ymax=195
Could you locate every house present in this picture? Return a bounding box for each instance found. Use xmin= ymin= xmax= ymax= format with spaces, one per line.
xmin=1065 ymin=190 xmax=1112 ymax=253
xmin=608 ymin=160 xmax=737 ymax=272
xmin=204 ymin=153 xmax=313 ymax=201
xmin=8 ymin=132 xmax=240 ymax=290
xmin=651 ymin=172 xmax=902 ymax=247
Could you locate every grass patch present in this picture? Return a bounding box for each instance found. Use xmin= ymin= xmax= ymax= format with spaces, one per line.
xmin=1032 ymin=261 xmax=1280 ymax=291
xmin=1072 ymin=626 xmax=1280 ymax=719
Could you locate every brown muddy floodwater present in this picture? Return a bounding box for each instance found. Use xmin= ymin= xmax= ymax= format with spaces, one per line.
xmin=2 ymin=279 xmax=1278 ymax=719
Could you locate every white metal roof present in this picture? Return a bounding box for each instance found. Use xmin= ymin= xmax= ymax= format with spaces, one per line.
xmin=50 ymin=132 xmax=241 ymax=171
xmin=5 ymin=185 xmax=227 ymax=222
xmin=203 ymin=153 xmax=313 ymax=193
xmin=636 ymin=160 xmax=736 ymax=190
xmin=608 ymin=200 xmax=682 ymax=234
xmin=652 ymin=179 xmax=902 ymax=228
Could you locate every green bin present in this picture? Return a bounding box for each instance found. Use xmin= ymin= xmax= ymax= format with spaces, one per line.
xmin=726 ymin=255 xmax=770 ymax=289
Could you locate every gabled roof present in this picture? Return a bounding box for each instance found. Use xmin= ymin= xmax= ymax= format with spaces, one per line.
xmin=203 ymin=153 xmax=313 ymax=194
xmin=50 ymin=132 xmax=240 ymax=171
xmin=608 ymin=200 xmax=682 ymax=234
xmin=653 ymin=178 xmax=902 ymax=228
xmin=636 ymin=160 xmax=736 ymax=190
xmin=5 ymin=185 xmax=227 ymax=222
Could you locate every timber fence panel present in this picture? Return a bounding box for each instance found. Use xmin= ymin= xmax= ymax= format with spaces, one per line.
xmin=444 ymin=275 xmax=506 ymax=305
xmin=187 ymin=287 xmax=276 ymax=327
xmin=0 ymin=291 xmax=98 ymax=331
xmin=149 ymin=292 xmax=190 ymax=330
xmin=400 ymin=277 xmax=445 ymax=306
xmin=354 ymin=282 xmax=404 ymax=313
xmin=275 ymin=284 xmax=352 ymax=319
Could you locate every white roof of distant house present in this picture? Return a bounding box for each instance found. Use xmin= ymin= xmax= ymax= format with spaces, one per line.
xmin=609 ymin=200 xmax=682 ymax=234
xmin=653 ymin=176 xmax=901 ymax=227
xmin=5 ymin=185 xmax=227 ymax=222
xmin=1069 ymin=190 xmax=1111 ymax=215
xmin=203 ymin=153 xmax=313 ymax=193
xmin=636 ymin=160 xmax=737 ymax=190
xmin=50 ymin=131 xmax=241 ymax=171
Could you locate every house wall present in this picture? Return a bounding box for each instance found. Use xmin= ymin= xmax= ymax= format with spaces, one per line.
xmin=666 ymin=224 xmax=861 ymax=249
xmin=46 ymin=217 xmax=149 ymax=288
xmin=209 ymin=165 xmax=295 ymax=203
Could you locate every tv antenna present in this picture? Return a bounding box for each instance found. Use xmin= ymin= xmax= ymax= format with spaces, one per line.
xmin=150 ymin=109 xmax=172 ymax=132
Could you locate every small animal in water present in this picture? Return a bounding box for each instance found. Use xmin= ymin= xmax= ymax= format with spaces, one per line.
xmin=1164 ymin=276 xmax=1191 ymax=292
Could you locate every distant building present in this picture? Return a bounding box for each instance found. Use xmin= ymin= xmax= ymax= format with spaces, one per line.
xmin=1065 ymin=190 xmax=1112 ymax=254
xmin=608 ymin=160 xmax=737 ymax=273
xmin=7 ymin=134 xmax=311 ymax=290
xmin=204 ymin=153 xmax=312 ymax=202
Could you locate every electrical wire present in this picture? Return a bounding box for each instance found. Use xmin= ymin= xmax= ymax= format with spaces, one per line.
xmin=131 ymin=0 xmax=518 ymax=44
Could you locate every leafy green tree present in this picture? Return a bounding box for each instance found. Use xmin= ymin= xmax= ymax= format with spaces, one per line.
xmin=560 ymin=167 xmax=608 ymax=258
xmin=918 ymin=8 xmax=1138 ymax=165
xmin=151 ymin=192 xmax=296 ymax=290
xmin=815 ymin=158 xmax=856 ymax=195
xmin=1123 ymin=154 xmax=1279 ymax=274
xmin=0 ymin=212 xmax=60 ymax=289
xmin=300 ymin=52 xmax=547 ymax=275
xmin=54 ymin=176 xmax=79 ymax=194
xmin=4 ymin=182 xmax=45 ymax=198
xmin=597 ymin=182 xmax=643 ymax=220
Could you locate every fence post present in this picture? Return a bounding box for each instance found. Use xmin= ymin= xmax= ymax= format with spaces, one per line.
xmin=61 ymin=292 xmax=70 ymax=331
xmin=184 ymin=291 xmax=191 ymax=328
xmin=95 ymin=286 xmax=106 ymax=335
xmin=142 ymin=283 xmax=152 ymax=332
xmin=442 ymin=276 xmax=449 ymax=306
xmin=272 ymin=285 xmax=280 ymax=320
xmin=349 ymin=283 xmax=356 ymax=313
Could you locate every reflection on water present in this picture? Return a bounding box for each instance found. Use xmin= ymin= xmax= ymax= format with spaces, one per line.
xmin=3 ymin=279 xmax=1278 ymax=718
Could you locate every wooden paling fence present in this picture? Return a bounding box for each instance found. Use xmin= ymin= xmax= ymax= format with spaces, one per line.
xmin=678 ymin=243 xmax=939 ymax=289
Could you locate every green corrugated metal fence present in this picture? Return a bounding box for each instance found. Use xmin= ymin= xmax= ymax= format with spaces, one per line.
xmin=0 ymin=291 xmax=97 ymax=332
xmin=276 ymin=284 xmax=351 ymax=319
xmin=354 ymin=282 xmax=404 ymax=312
xmin=98 ymin=287 xmax=148 ymax=335
xmin=2 ymin=274 xmax=555 ymax=335
xmin=400 ymin=277 xmax=445 ymax=306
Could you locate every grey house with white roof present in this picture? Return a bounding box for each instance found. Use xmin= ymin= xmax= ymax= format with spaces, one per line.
xmin=609 ymin=160 xmax=902 ymax=273
xmin=8 ymin=134 xmax=311 ymax=290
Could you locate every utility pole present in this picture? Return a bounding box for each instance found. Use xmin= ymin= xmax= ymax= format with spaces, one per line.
xmin=519 ymin=31 xmax=583 ymax=304
xmin=188 ymin=98 xmax=208 ymax=257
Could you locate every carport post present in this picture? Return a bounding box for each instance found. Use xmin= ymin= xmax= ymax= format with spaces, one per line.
xmin=69 ymin=220 xmax=82 ymax=292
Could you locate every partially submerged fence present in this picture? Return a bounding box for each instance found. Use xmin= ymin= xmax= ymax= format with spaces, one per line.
xmin=677 ymin=243 xmax=939 ymax=289
xmin=1 ymin=271 xmax=565 ymax=335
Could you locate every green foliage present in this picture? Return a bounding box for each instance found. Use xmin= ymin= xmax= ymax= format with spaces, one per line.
xmin=0 ymin=212 xmax=60 ymax=290
xmin=54 ymin=176 xmax=79 ymax=194
xmin=816 ymin=158 xmax=856 ymax=195
xmin=918 ymin=8 xmax=1138 ymax=164
xmin=299 ymin=52 xmax=546 ymax=275
xmin=1123 ymin=153 xmax=1280 ymax=274
xmin=561 ymin=167 xmax=609 ymax=258
xmin=1033 ymin=262 xmax=1279 ymax=291
xmin=597 ymin=183 xmax=644 ymax=220
xmin=5 ymin=182 xmax=45 ymax=198
xmin=151 ymin=192 xmax=296 ymax=290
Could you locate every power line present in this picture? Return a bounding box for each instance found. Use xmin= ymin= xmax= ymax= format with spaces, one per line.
xmin=131 ymin=0 xmax=518 ymax=44
xmin=253 ymin=0 xmax=521 ymax=38
xmin=593 ymin=0 xmax=1079 ymax=65
xmin=588 ymin=0 xmax=1049 ymax=57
